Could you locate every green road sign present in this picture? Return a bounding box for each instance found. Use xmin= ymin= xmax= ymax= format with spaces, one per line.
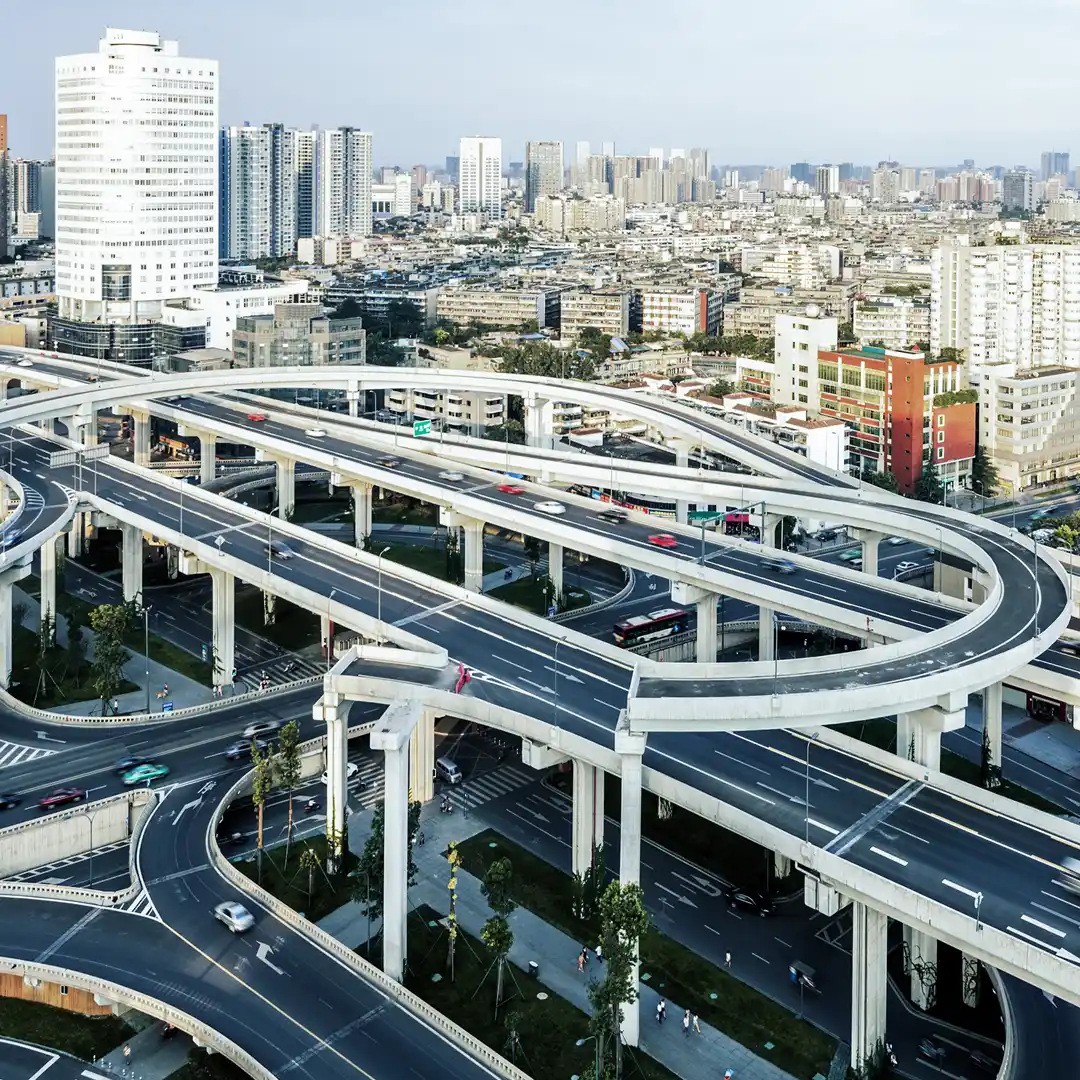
xmin=413 ymin=419 xmax=432 ymax=437
xmin=688 ymin=510 xmax=725 ymax=523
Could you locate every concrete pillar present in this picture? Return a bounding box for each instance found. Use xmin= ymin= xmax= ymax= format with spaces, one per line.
xmin=67 ymin=512 xmax=84 ymax=558
xmin=132 ymin=412 xmax=150 ymax=468
xmin=862 ymin=534 xmax=879 ymax=578
xmin=616 ymin=720 xmax=647 ymax=1048
xmin=347 ymin=389 xmax=360 ymax=418
xmin=200 ymin=434 xmax=217 ymax=486
xmin=409 ymin=709 xmax=435 ymax=804
xmin=897 ymin=706 xmax=965 ymax=772
xmin=210 ymin=568 xmax=234 ymax=690
xmin=758 ymin=608 xmax=775 ymax=661
xmin=166 ymin=544 xmax=179 ymax=580
xmin=121 ymin=525 xmax=142 ymax=604
xmin=320 ymin=613 xmax=332 ymax=661
xmin=773 ymin=852 xmax=792 ymax=879
xmin=983 ymin=682 xmax=1003 ymax=773
xmin=0 ymin=480 xmax=7 ymax=524
xmin=850 ymin=902 xmax=888 ymax=1071
xmin=352 ymin=483 xmax=372 ymax=548
xmin=548 ymin=541 xmax=564 ymax=602
xmin=275 ymin=457 xmax=295 ymax=520
xmin=674 ymin=445 xmax=690 ymax=524
xmin=320 ymin=695 xmax=349 ymax=874
xmin=462 ymin=519 xmax=484 ymax=593
xmin=572 ymin=759 xmax=605 ymax=877
xmin=696 ymin=593 xmax=717 ymax=662
xmin=524 ymin=394 xmax=547 ymax=448
xmin=907 ymin=927 xmax=938 ymax=1011
xmin=39 ymin=536 xmax=58 ymax=641
xmin=961 ymin=953 xmax=980 ymax=1008
xmin=263 ymin=591 xmax=277 ymax=627
xmin=0 ymin=577 xmax=11 ymax=689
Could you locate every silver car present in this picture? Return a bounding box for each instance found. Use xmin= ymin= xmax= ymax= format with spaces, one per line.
xmin=214 ymin=901 xmax=254 ymax=933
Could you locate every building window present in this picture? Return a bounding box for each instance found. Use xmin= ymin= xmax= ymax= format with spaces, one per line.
xmin=936 ymin=448 xmax=945 ymax=460
xmin=937 ymin=414 xmax=945 ymax=426
xmin=937 ymin=431 xmax=944 ymax=443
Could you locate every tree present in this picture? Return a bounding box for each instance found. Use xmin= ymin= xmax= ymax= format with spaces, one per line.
xmin=915 ymin=459 xmax=945 ymax=504
xmin=937 ymin=346 xmax=965 ymax=364
xmin=89 ymin=604 xmax=133 ymax=714
xmin=444 ymin=528 xmax=463 ymax=584
xmin=571 ymin=844 xmax=606 ymax=922
xmin=32 ymin=609 xmax=57 ymax=705
xmin=862 ymin=469 xmax=900 ymax=494
xmin=523 ymin=536 xmax=541 ymax=578
xmin=707 ymin=378 xmax=735 ymax=398
xmin=298 ymin=847 xmax=321 ymax=907
xmin=351 ymin=800 xmax=423 ymax=934
xmin=969 ymin=444 xmax=999 ymax=498
xmin=276 ymin=720 xmax=302 ymax=865
xmin=588 ymin=881 xmax=649 ymax=1079
xmin=483 ymin=420 xmax=526 ymax=445
xmin=250 ymin=740 xmax=274 ymax=884
xmin=980 ymin=729 xmax=1002 ymax=790
xmin=480 ymin=857 xmax=517 ymax=1015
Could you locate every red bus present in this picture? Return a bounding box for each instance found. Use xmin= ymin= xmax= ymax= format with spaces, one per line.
xmin=613 ymin=608 xmax=690 ymax=647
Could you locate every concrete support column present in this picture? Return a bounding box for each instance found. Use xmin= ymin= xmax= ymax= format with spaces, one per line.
xmin=616 ymin=720 xmax=647 ymax=1048
xmin=320 ymin=614 xmax=332 ymax=661
xmin=462 ymin=519 xmax=484 ymax=593
xmin=850 ymin=902 xmax=888 ymax=1071
xmin=352 ymin=483 xmax=372 ymax=548
xmin=897 ymin=705 xmax=965 ymax=772
xmin=132 ymin=412 xmax=150 ymax=469
xmin=773 ymin=852 xmax=792 ymax=879
xmin=572 ymin=759 xmax=605 ymax=877
xmin=0 ymin=480 xmax=8 ymax=523
xmin=961 ymin=954 xmax=980 ymax=1008
xmin=0 ymin=577 xmax=11 ymax=689
xmin=200 ymin=434 xmax=217 ymax=486
xmin=409 ymin=709 xmax=435 ymax=804
xmin=67 ymin=512 xmax=85 ymax=558
xmin=524 ymin=394 xmax=548 ymax=448
xmin=906 ymin=927 xmax=938 ymax=1011
xmin=275 ymin=457 xmax=296 ymax=520
xmin=983 ymin=682 xmax=1003 ymax=773
xmin=263 ymin=591 xmax=277 ymax=627
xmin=347 ymin=389 xmax=360 ymax=418
xmin=210 ymin=568 xmax=234 ymax=690
xmin=319 ymin=695 xmax=349 ymax=874
xmin=758 ymin=607 xmax=775 ymax=661
xmin=673 ymin=444 xmax=690 ymax=524
xmin=548 ymin=541 xmax=564 ymax=602
xmin=39 ymin=536 xmax=58 ymax=637
xmin=696 ymin=593 xmax=717 ymax=662
xmin=862 ymin=534 xmax=879 ymax=577
xmin=121 ymin=525 xmax=142 ymax=604
xmin=166 ymin=544 xmax=179 ymax=580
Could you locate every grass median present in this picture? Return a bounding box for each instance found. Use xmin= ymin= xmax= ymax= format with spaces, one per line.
xmin=456 ymin=830 xmax=836 ymax=1080
xmin=489 ymin=576 xmax=592 ymax=616
xmin=0 ymin=998 xmax=133 ymax=1061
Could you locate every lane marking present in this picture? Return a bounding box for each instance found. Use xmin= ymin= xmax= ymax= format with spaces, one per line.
xmin=1030 ymin=901 xmax=1080 ymax=931
xmin=806 ymin=818 xmax=839 ymax=835
xmin=714 ymin=750 xmax=769 ymax=776
xmin=1006 ymin=924 xmax=1064 ymax=951
xmin=942 ymin=880 xmax=980 ymax=901
xmin=1021 ymin=913 xmax=1067 ymax=939
xmin=870 ymin=846 xmax=907 ymax=867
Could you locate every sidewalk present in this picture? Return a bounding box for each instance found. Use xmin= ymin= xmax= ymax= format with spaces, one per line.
xmin=319 ymin=806 xmax=799 ymax=1080
xmin=95 ymin=1015 xmax=190 ymax=1080
xmin=12 ymin=585 xmax=215 ymax=715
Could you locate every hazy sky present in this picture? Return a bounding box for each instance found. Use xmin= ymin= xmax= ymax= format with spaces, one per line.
xmin=3 ymin=0 xmax=1076 ymax=168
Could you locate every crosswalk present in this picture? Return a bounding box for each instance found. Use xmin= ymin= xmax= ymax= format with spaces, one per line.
xmin=120 ymin=886 xmax=158 ymax=920
xmin=236 ymin=654 xmax=325 ymax=691
xmin=6 ymin=840 xmax=128 ymax=883
xmin=0 ymin=740 xmax=56 ymax=769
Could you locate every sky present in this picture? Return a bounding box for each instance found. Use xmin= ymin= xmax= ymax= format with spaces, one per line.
xmin=3 ymin=0 xmax=1077 ymax=169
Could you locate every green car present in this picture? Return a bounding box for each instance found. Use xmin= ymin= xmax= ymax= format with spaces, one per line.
xmin=838 ymin=548 xmax=862 ymax=562
xmin=122 ymin=762 xmax=170 ymax=786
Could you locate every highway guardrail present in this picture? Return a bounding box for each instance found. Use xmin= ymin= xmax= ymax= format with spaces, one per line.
xmin=553 ymin=566 xmax=634 ymax=623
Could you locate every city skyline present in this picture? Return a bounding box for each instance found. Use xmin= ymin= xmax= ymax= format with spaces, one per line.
xmin=3 ymin=0 xmax=1080 ymax=167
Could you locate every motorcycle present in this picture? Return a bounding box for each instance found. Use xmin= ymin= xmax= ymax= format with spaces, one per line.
xmin=439 ymin=800 xmax=455 ymax=814
xmin=303 ymin=798 xmax=320 ymax=814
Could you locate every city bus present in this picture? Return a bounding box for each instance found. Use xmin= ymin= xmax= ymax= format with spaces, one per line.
xmin=613 ymin=608 xmax=690 ymax=647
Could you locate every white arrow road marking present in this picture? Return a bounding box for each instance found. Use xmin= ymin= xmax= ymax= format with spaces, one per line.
xmin=35 ymin=731 xmax=67 ymax=743
xmin=172 ymin=798 xmax=202 ymax=826
xmin=256 ymin=941 xmax=286 ymax=974
xmin=544 ymin=665 xmax=583 ymax=683
xmin=655 ymin=883 xmax=698 ymax=908
xmin=673 ymin=871 xmax=723 ymax=898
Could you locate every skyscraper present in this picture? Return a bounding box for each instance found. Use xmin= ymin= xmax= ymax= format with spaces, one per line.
xmin=316 ymin=128 xmax=373 ymax=239
xmin=790 ymin=162 xmax=813 ymax=184
xmin=220 ymin=124 xmax=297 ymax=260
xmin=1002 ymin=170 xmax=1033 ymax=212
xmin=0 ymin=115 xmax=8 ymax=257
xmin=816 ymin=164 xmax=840 ymax=195
xmin=524 ymin=141 xmax=563 ymax=212
xmin=459 ymin=136 xmax=502 ymax=218
xmin=1042 ymin=150 xmax=1070 ymax=180
xmin=294 ymin=129 xmax=316 ymax=238
xmin=53 ymin=28 xmax=218 ymax=359
xmin=575 ymin=141 xmax=590 ymax=167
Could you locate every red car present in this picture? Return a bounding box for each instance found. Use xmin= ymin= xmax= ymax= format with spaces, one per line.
xmin=39 ymin=787 xmax=85 ymax=811
xmin=648 ymin=533 xmax=678 ymax=548
xmin=497 ymin=484 xmax=524 ymax=495
xmin=247 ymin=413 xmax=267 ymax=422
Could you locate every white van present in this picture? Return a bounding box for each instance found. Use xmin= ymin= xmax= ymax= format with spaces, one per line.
xmin=435 ymin=757 xmax=463 ymax=784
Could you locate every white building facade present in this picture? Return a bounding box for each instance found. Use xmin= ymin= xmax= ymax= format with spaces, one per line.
xmin=316 ymin=128 xmax=373 ymax=239
xmin=219 ymin=123 xmax=297 ymax=260
xmin=459 ymin=136 xmax=502 ymax=219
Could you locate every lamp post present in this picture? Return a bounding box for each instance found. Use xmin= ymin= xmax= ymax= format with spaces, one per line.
xmin=376 ymin=546 xmax=390 ymax=642
xmin=266 ymin=503 xmax=279 ymax=573
xmin=974 ymin=890 xmax=984 ymax=931
xmin=804 ymin=732 xmax=819 ymax=843
xmin=326 ymin=587 xmax=338 ymax=672
xmin=1032 ymin=533 xmax=1040 ymax=638
xmin=575 ymin=1036 xmax=599 ymax=1080
xmin=80 ymin=809 xmax=98 ymax=887
xmin=553 ymin=638 xmax=562 ymax=724
xmin=141 ymin=599 xmax=152 ymax=716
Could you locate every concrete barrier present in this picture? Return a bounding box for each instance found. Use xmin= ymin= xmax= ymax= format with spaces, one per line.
xmin=985 ymin=966 xmax=1015 ymax=1080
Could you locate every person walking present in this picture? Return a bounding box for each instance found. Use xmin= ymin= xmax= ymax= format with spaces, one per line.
xmin=692 ymin=1014 xmax=701 ymax=1034
xmin=725 ymin=950 xmax=732 ymax=969
xmin=595 ymin=942 xmax=603 ymax=964
xmin=681 ymin=1009 xmax=691 ymax=1036
xmin=656 ymin=999 xmax=666 ymax=1024
xmin=577 ymin=951 xmax=585 ymax=973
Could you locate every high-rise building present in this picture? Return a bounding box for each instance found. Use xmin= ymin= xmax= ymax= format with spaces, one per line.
xmin=601 ymin=141 xmax=615 ymax=158
xmin=315 ymin=128 xmax=373 ymax=238
xmin=687 ymin=148 xmax=710 ymax=180
xmin=0 ymin=115 xmax=8 ymax=257
xmin=411 ymin=164 xmax=428 ymax=192
xmin=524 ymin=140 xmax=563 ymax=212
xmin=458 ymin=136 xmax=502 ymax=218
xmin=294 ymin=129 xmax=316 ymax=238
xmin=219 ymin=124 xmax=297 ymax=260
xmin=1002 ymin=169 xmax=1033 ymax=212
xmin=816 ymin=164 xmax=840 ymax=195
xmin=10 ymin=159 xmax=42 ymax=217
xmin=445 ymin=155 xmax=460 ymax=180
xmin=790 ymin=162 xmax=813 ymax=184
xmin=1042 ymin=150 xmax=1070 ymax=180
xmin=52 ymin=28 xmax=218 ymax=360
xmin=575 ymin=141 xmax=590 ymax=167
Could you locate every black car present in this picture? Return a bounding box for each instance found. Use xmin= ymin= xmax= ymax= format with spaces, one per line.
xmin=0 ymin=793 xmax=20 ymax=810
xmin=598 ymin=509 xmax=627 ymax=524
xmin=724 ymin=887 xmax=773 ymax=916
xmin=115 ymin=755 xmax=147 ymax=774
xmin=224 ymin=738 xmax=268 ymax=761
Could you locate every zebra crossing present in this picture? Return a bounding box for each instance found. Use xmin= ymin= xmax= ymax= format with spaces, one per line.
xmin=120 ymin=886 xmax=159 ymax=920
xmin=235 ymin=654 xmax=325 ymax=691
xmin=0 ymin=740 xmax=57 ymax=769
xmin=6 ymin=841 xmax=128 ymax=883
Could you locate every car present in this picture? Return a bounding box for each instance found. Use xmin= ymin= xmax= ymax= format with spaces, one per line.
xmin=0 ymin=528 xmax=23 ymax=550
xmin=438 ymin=470 xmax=465 ymax=482
xmin=304 ymin=428 xmax=326 ymax=438
xmin=1031 ymin=508 xmax=1052 ymax=521
xmin=321 ymin=762 xmax=360 ymax=785
xmin=269 ymin=542 xmax=295 ymax=560
xmin=115 ymin=755 xmax=148 ymax=774
xmin=378 ymin=456 xmax=401 ymax=468
xmin=497 ymin=484 xmax=524 ymax=495
xmin=724 ymin=887 xmax=773 ymax=916
xmin=243 ymin=720 xmax=281 ymax=739
xmin=247 ymin=413 xmax=267 ymax=422
xmin=598 ymin=509 xmax=627 ymax=524
xmin=38 ymin=787 xmax=85 ymax=811
xmin=122 ymin=762 xmax=170 ymax=786
xmin=0 ymin=794 xmax=21 ymax=810
xmin=771 ymin=559 xmax=797 ymax=574
xmin=17 ymin=359 xmax=32 ymax=368
xmin=837 ymin=548 xmax=862 ymax=562
xmin=647 ymin=533 xmax=678 ymax=548
xmin=214 ymin=901 xmax=255 ymax=933
xmin=886 ymin=536 xmax=906 ymax=546
xmin=894 ymin=560 xmax=921 ymax=576
xmin=534 ymin=501 xmax=566 ymax=515
xmin=224 ymin=738 xmax=268 ymax=760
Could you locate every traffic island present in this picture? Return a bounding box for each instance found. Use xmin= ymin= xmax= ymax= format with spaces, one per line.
xmin=0 ymin=997 xmax=134 ymax=1061
xmin=489 ymin=576 xmax=592 ymax=616
xmin=455 ymin=830 xmax=836 ymax=1080
xmin=234 ymin=585 xmax=320 ymax=650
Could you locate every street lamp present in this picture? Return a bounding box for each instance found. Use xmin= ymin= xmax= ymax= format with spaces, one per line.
xmin=266 ymin=503 xmax=279 ymax=573
xmin=553 ymin=638 xmax=562 ymax=725
xmin=326 ymin=587 xmax=338 ymax=672
xmin=376 ymin=546 xmax=390 ymax=642
xmin=80 ymin=809 xmax=99 ymax=887
xmin=575 ymin=1036 xmax=599 ymax=1080
xmin=974 ymin=890 xmax=984 ymax=931
xmin=140 ymin=598 xmax=152 ymax=716
xmin=804 ymin=732 xmax=819 ymax=843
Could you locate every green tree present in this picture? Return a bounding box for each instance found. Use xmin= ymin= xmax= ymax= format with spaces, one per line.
xmin=862 ymin=469 xmax=900 ymax=494
xmin=980 ymin=729 xmax=1002 ymax=790
xmin=937 ymin=346 xmax=964 ymax=363
xmin=352 ymin=800 xmax=423 ymax=929
xmin=298 ymin=847 xmax=321 ymax=907
xmin=915 ymin=458 xmax=945 ymax=504
xmin=497 ymin=341 xmax=596 ymax=381
xmin=969 ymin=444 xmax=999 ymax=498
xmin=88 ymin=604 xmax=132 ymax=714
xmin=483 ymin=420 xmax=526 ymax=445
xmin=251 ymin=740 xmax=274 ymax=884
xmin=707 ymin=378 xmax=735 ymax=398
xmin=275 ymin=720 xmax=303 ymax=865
xmin=523 ymin=536 xmax=541 ymax=578
xmin=385 ymin=298 xmax=424 ymax=339
xmin=480 ymin=857 xmax=517 ymax=1016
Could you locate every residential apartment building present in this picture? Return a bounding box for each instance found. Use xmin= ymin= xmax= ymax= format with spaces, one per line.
xmin=372 ymin=174 xmax=413 ymax=218
xmin=383 ymin=387 xmax=505 ymax=435
xmin=533 ymin=194 xmax=626 ymax=235
xmin=931 ymin=237 xmax=1080 ymax=368
xmin=316 ymin=128 xmax=373 ymax=239
xmin=219 ymin=124 xmax=297 ymax=260
xmin=324 ymin=280 xmax=439 ymax=328
xmin=1002 ymin=170 xmax=1033 ymax=213
xmin=185 ymin=269 xmax=310 ymax=349
xmin=741 ymin=244 xmax=841 ymax=288
xmin=52 ymin=29 xmax=218 ymax=362
xmin=459 ymin=136 xmax=502 ymax=219
xmin=525 ymin=141 xmax=563 ymax=212
xmin=637 ymin=287 xmax=723 ymax=337
xmin=231 ymin=302 xmax=365 ymax=367
xmin=559 ymin=289 xmax=630 ymax=338
xmin=853 ymin=294 xmax=930 ymax=351
xmin=0 ymin=116 xmax=7 ymax=257
xmin=435 ymin=286 xmax=562 ymax=330
xmin=1042 ymin=151 xmax=1070 ymax=181
xmin=970 ymin=362 xmax=1080 ymax=492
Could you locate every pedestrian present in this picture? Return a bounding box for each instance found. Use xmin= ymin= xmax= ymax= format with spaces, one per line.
xmin=595 ymin=942 xmax=603 ymax=964
xmin=122 ymin=1045 xmax=131 ymax=1064
xmin=682 ymin=1010 xmax=690 ymax=1036
xmin=581 ymin=945 xmax=589 ymax=967
xmin=725 ymin=951 xmax=732 ymax=969
xmin=656 ymin=999 xmax=665 ymax=1024
xmin=724 ymin=1070 xmax=734 ymax=1080
xmin=693 ymin=1014 xmax=701 ymax=1034
xmin=577 ymin=952 xmax=585 ymax=973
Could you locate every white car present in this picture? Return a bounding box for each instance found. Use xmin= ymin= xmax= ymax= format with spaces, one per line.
xmin=17 ymin=359 xmax=32 ymax=368
xmin=534 ymin=501 xmax=566 ymax=516
xmin=214 ymin=901 xmax=254 ymax=933
xmin=439 ymin=470 xmax=465 ymax=482
xmin=305 ymin=428 xmax=327 ymax=438
xmin=886 ymin=536 xmax=906 ymax=546
xmin=321 ymin=762 xmax=360 ymax=785
xmin=242 ymin=719 xmax=281 ymax=739
xmin=894 ymin=561 xmax=921 ymax=576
